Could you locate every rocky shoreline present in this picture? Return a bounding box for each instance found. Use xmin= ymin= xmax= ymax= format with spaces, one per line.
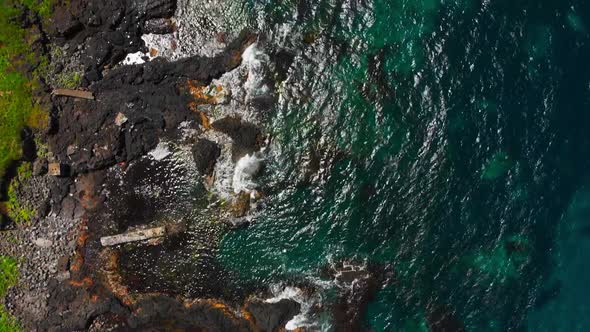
xmin=0 ymin=0 xmax=284 ymax=330
xmin=0 ymin=1 xmax=388 ymax=331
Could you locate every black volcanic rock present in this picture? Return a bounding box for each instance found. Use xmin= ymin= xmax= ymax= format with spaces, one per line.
xmin=47 ymin=0 xmax=177 ymax=81
xmin=192 ymin=139 xmax=221 ymax=175
xmin=125 ymin=296 xmax=252 ymax=332
xmin=245 ymin=298 xmax=301 ymax=332
xmin=49 ymin=6 xmax=83 ymax=37
xmin=211 ymin=116 xmax=263 ymax=161
xmin=47 ymin=32 xmax=255 ymax=174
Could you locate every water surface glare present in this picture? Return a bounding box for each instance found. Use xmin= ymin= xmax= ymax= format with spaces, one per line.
xmin=213 ymin=0 xmax=590 ymax=330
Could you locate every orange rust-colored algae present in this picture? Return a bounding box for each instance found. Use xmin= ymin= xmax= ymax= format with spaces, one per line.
xmin=69 ymin=277 xmax=93 ymax=287
xmin=187 ymin=80 xmax=220 ymax=106
xmin=103 ymin=249 xmax=135 ymax=306
xmin=70 ymin=219 xmax=90 ymax=272
xmin=199 ymin=112 xmax=211 ymax=130
xmin=241 ymin=306 xmax=261 ymax=332
xmin=186 ymin=80 xmax=222 ymax=129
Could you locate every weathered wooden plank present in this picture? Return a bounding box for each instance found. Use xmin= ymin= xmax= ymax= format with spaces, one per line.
xmin=100 ymin=226 xmax=166 ymax=247
xmin=52 ymin=89 xmax=95 ymax=100
xmin=48 ymin=163 xmax=68 ymax=177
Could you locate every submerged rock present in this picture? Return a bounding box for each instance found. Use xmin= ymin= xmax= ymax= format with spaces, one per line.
xmin=230 ymin=191 xmax=251 ymax=218
xmin=426 ymin=304 xmax=465 ymax=332
xmin=322 ymin=260 xmax=385 ymax=331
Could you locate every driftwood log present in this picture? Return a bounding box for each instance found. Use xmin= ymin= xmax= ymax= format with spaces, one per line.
xmin=100 ymin=227 xmax=166 ymax=247
xmin=52 ymin=89 xmax=95 ymax=100
xmin=100 ymin=223 xmax=187 ymax=247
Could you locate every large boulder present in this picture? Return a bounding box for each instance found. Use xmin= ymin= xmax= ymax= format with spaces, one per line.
xmin=245 ymin=298 xmax=301 ymax=332
xmin=211 ymin=117 xmax=263 ymax=161
xmin=192 ymin=138 xmax=221 ymax=175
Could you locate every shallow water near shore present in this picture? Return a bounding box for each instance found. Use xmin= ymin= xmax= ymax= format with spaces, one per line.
xmin=203 ymin=0 xmax=590 ymax=330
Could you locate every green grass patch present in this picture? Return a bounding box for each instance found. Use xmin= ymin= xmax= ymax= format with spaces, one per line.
xmin=19 ymin=0 xmax=54 ymax=18
xmin=0 ymin=2 xmax=49 ymax=329
xmin=0 ymin=256 xmax=22 ymax=331
xmin=55 ymin=70 xmax=81 ymax=89
xmin=0 ymin=1 xmax=51 ymax=178
xmin=0 ymin=257 xmax=18 ymax=299
xmin=5 ymin=163 xmax=35 ymax=225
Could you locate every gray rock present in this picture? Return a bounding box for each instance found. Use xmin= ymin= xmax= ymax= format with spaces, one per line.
xmin=33 ymin=158 xmax=48 ymax=176
xmin=33 ymin=238 xmax=53 ymax=248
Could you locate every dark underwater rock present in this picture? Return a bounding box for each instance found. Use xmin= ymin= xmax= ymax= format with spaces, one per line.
xmin=322 ymin=260 xmax=385 ymax=331
xmin=426 ymin=304 xmax=465 ymax=332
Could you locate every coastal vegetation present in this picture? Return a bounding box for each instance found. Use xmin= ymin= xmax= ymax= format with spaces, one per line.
xmin=0 ymin=0 xmax=52 ymax=179
xmin=5 ymin=163 xmax=35 ymax=224
xmin=0 ymin=1 xmax=53 ymax=329
xmin=0 ymin=256 xmax=21 ymax=331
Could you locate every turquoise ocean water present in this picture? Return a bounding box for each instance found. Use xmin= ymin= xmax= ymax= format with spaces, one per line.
xmin=215 ymin=0 xmax=590 ymax=330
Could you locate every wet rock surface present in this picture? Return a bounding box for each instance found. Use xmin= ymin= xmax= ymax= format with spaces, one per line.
xmin=245 ymin=298 xmax=301 ymax=332
xmin=0 ymin=0 xmax=303 ymax=330
xmin=322 ymin=260 xmax=386 ymax=331
xmin=192 ymin=138 xmax=221 ymax=175
xmin=0 ymin=0 xmax=288 ymax=331
xmin=211 ymin=116 xmax=264 ymax=162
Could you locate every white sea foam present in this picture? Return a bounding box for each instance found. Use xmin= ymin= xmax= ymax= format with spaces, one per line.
xmin=121 ymin=33 xmax=175 ymax=65
xmin=142 ymin=33 xmax=177 ymax=59
xmin=242 ymin=43 xmax=271 ymax=99
xmin=232 ymin=153 xmax=264 ymax=194
xmin=265 ymin=285 xmax=323 ymax=331
xmin=148 ymin=141 xmax=172 ymax=161
xmin=122 ymin=51 xmax=147 ymax=65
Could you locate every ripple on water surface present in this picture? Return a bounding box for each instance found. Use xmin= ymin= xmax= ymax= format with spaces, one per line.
xmin=216 ymin=0 xmax=590 ymax=330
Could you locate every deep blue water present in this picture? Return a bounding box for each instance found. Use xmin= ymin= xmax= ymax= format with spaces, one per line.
xmin=216 ymin=0 xmax=590 ymax=330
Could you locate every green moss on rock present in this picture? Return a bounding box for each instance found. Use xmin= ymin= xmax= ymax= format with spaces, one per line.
xmin=0 ymin=256 xmax=22 ymax=331
xmin=5 ymin=163 xmax=36 ymax=225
